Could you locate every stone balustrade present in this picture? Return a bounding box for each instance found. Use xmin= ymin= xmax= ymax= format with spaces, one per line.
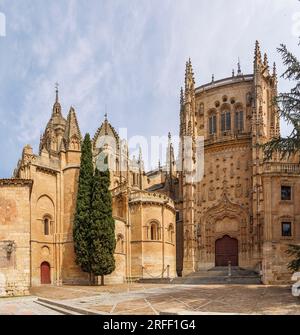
xmin=129 ymin=190 xmax=175 ymax=207
xmin=263 ymin=162 xmax=300 ymax=175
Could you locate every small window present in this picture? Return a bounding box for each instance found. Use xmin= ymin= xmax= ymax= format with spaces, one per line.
xmin=44 ymin=218 xmax=50 ymax=236
xmin=281 ymin=186 xmax=291 ymax=201
xmin=235 ymin=111 xmax=244 ymax=131
xmin=209 ymin=115 xmax=217 ymax=135
xmin=150 ymin=223 xmax=159 ymax=240
xmin=221 ymin=111 xmax=231 ymax=132
xmin=282 ymin=222 xmax=292 ymax=237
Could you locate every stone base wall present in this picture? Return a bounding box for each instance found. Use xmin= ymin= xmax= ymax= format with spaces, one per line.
xmin=0 ymin=181 xmax=32 ymax=297
xmin=262 ymin=241 xmax=293 ymax=284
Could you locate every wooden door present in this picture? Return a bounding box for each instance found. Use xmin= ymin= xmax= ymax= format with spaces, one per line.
xmin=40 ymin=262 xmax=51 ymax=284
xmin=215 ymin=235 xmax=238 ymax=266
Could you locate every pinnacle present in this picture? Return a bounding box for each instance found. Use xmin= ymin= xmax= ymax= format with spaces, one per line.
xmin=180 ymin=87 xmax=184 ymax=105
xmin=254 ymin=40 xmax=262 ymax=62
xmin=263 ymin=53 xmax=269 ymax=67
xmin=64 ymin=106 xmax=82 ymax=142
xmin=273 ymin=62 xmax=277 ymax=77
xmin=184 ymin=57 xmax=195 ymax=90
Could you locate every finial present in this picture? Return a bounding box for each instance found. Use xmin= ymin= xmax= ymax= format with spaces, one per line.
xmin=104 ymin=112 xmax=108 ymax=121
xmin=273 ymin=62 xmax=277 ymax=77
xmin=158 ymin=159 xmax=161 ymax=170
xmin=55 ymin=82 xmax=59 ymax=102
xmin=185 ymin=58 xmax=195 ymax=90
xmin=168 ymin=132 xmax=172 ymax=142
xmin=212 ymin=74 xmax=214 ymax=82
xmin=254 ymin=40 xmax=262 ymax=63
xmin=232 ymin=69 xmax=235 ymax=77
xmin=263 ymin=53 xmax=269 ymax=67
xmin=237 ymin=58 xmax=241 ymax=75
xmin=180 ymin=87 xmax=184 ymax=105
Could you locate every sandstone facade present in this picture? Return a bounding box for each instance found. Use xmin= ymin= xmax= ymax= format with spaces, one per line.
xmin=0 ymin=41 xmax=299 ymax=296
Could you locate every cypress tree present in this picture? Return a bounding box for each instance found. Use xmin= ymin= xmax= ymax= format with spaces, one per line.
xmin=90 ymin=168 xmax=116 ymax=285
xmin=73 ymin=133 xmax=94 ymax=280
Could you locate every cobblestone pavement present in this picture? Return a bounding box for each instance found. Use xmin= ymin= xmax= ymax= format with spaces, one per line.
xmin=31 ymin=284 xmax=300 ymax=315
xmin=0 ymin=296 xmax=61 ymax=315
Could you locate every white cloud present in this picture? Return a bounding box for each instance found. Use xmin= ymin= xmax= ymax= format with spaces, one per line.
xmin=0 ymin=0 xmax=299 ymax=176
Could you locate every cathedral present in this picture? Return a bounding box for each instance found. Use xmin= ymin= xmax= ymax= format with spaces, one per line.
xmin=0 ymin=41 xmax=299 ymax=297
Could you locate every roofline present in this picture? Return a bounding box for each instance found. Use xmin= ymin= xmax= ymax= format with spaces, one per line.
xmin=195 ymin=74 xmax=254 ymax=94
xmin=0 ymin=179 xmax=33 ymax=187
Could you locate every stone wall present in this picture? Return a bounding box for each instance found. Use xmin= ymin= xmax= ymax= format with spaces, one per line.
xmin=0 ymin=180 xmax=32 ymax=296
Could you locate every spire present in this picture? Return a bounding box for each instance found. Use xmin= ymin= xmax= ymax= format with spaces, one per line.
xmin=138 ymin=146 xmax=142 ymax=162
xmin=185 ymin=58 xmax=195 ymax=91
xmin=166 ymin=132 xmax=175 ymax=177
xmin=273 ymin=62 xmax=277 ymax=77
xmin=237 ymin=58 xmax=242 ymax=75
xmin=63 ymin=106 xmax=82 ymax=151
xmin=180 ymin=87 xmax=184 ymax=106
xmin=263 ymin=53 xmax=269 ymax=68
xmin=52 ymin=83 xmax=62 ymax=116
xmin=138 ymin=146 xmax=144 ymax=170
xmin=254 ymin=40 xmax=262 ymax=64
xmin=55 ymin=82 xmax=59 ymax=102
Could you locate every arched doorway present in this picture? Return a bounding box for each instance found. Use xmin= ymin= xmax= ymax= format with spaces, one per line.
xmin=40 ymin=262 xmax=51 ymax=284
xmin=215 ymin=235 xmax=238 ymax=266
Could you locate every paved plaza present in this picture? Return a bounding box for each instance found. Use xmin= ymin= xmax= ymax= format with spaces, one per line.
xmin=0 ymin=284 xmax=299 ymax=315
xmin=31 ymin=284 xmax=300 ymax=315
xmin=0 ymin=296 xmax=61 ymax=315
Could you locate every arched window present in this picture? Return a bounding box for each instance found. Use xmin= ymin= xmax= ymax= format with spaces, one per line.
xmin=168 ymin=224 xmax=175 ymax=243
xmin=150 ymin=222 xmax=159 ymax=240
xmin=44 ymin=217 xmax=50 ymax=236
xmin=235 ymin=110 xmax=244 ymax=132
xmin=209 ymin=114 xmax=217 ymax=135
xmin=221 ymin=110 xmax=231 ymax=132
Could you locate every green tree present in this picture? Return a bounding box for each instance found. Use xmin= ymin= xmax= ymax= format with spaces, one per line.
xmin=263 ymin=43 xmax=300 ymax=160
xmin=286 ymin=244 xmax=300 ymax=272
xmin=263 ymin=43 xmax=300 ymax=274
xmin=90 ymin=168 xmax=116 ymax=285
xmin=73 ymin=133 xmax=94 ymax=281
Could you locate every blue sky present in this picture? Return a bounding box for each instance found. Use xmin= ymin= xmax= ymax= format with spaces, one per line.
xmin=0 ymin=0 xmax=299 ymax=177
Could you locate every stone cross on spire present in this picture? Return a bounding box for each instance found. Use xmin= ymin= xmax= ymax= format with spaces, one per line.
xmin=55 ymin=82 xmax=59 ymax=102
xmin=237 ymin=58 xmax=242 ymax=76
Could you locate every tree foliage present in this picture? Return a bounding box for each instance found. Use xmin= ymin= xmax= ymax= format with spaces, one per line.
xmin=90 ymin=168 xmax=116 ymax=285
xmin=263 ymin=43 xmax=300 ymax=160
xmin=73 ymin=133 xmax=94 ymax=274
xmin=286 ymin=244 xmax=300 ymax=272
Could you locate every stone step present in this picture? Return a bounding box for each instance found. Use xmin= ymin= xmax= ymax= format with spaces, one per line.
xmin=34 ymin=300 xmax=81 ymax=315
xmin=138 ymin=278 xmax=172 ymax=284
xmin=172 ymin=277 xmax=261 ymax=285
xmin=171 ymin=267 xmax=261 ymax=285
xmin=36 ymin=298 xmax=105 ymax=315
